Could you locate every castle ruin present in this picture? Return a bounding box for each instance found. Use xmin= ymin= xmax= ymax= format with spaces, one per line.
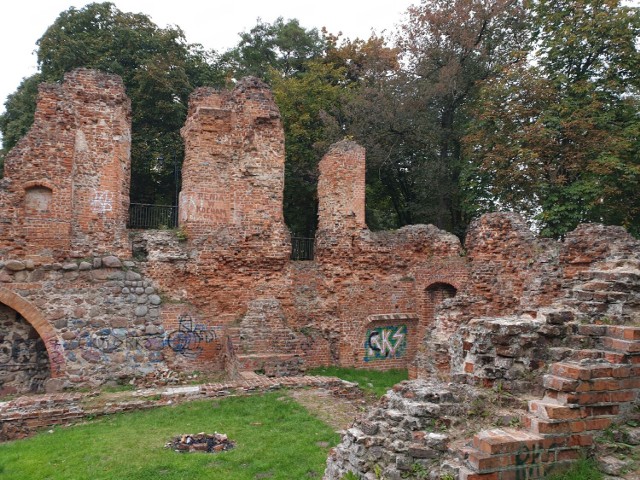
xmin=0 ymin=69 xmax=638 ymax=479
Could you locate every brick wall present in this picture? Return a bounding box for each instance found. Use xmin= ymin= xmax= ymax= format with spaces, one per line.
xmin=1 ymin=67 xmax=638 ymax=436
xmin=0 ymin=69 xmax=131 ymax=260
xmin=179 ymin=77 xmax=290 ymax=260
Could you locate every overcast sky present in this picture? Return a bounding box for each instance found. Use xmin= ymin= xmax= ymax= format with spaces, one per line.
xmin=0 ymin=0 xmax=415 ymax=116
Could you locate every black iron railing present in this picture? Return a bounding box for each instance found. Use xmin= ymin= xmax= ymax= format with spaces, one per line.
xmin=128 ymin=203 xmax=178 ymax=229
xmin=291 ymin=237 xmax=314 ymax=261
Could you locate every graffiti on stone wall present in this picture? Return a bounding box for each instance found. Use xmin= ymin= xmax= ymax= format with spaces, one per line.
xmin=166 ymin=314 xmax=218 ymax=356
xmin=364 ymin=325 xmax=407 ymax=362
xmin=89 ymin=330 xmax=164 ymax=353
xmin=0 ymin=338 xmax=46 ymax=367
xmin=90 ymin=190 xmax=114 ymax=214
xmin=87 ymin=314 xmax=220 ymax=359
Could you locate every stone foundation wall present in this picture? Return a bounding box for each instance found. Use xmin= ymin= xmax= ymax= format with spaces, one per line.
xmin=0 ymin=255 xmax=212 ymax=391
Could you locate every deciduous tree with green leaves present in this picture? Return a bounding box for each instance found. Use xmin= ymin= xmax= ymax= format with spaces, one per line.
xmin=345 ymin=0 xmax=528 ymax=236
xmin=466 ymin=0 xmax=640 ymax=237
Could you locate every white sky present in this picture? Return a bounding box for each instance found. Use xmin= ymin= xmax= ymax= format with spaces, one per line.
xmin=0 ymin=0 xmax=415 ymax=116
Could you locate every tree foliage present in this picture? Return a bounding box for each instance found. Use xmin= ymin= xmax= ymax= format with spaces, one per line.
xmin=466 ymin=0 xmax=640 ymax=237
xmin=0 ymin=2 xmax=223 ymax=203
xmin=342 ymin=0 xmax=529 ymax=236
xmin=224 ymin=17 xmax=326 ymax=82
xmin=273 ymin=32 xmax=401 ymax=234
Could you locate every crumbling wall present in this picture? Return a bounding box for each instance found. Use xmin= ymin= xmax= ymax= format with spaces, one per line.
xmin=179 ymin=77 xmax=290 ymax=258
xmin=417 ymin=215 xmax=640 ymax=385
xmin=0 ymin=254 xmax=218 ymax=392
xmin=141 ymin=94 xmax=468 ymax=375
xmin=325 ymin=222 xmax=640 ymax=480
xmin=312 ymin=140 xmax=468 ymax=372
xmin=0 ymin=69 xmax=131 ymax=260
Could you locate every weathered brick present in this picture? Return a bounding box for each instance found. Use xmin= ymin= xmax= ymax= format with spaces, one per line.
xmin=603 ymin=337 xmax=640 ymax=354
xmin=543 ymin=375 xmax=580 ymax=392
xmin=550 ymin=363 xmax=592 ymax=381
xmin=607 ymin=326 xmax=640 ymax=340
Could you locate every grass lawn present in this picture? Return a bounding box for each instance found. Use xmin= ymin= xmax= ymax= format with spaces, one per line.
xmin=544 ymin=458 xmax=603 ymax=480
xmin=0 ymin=392 xmax=339 ymax=480
xmin=307 ymin=366 xmax=408 ymax=397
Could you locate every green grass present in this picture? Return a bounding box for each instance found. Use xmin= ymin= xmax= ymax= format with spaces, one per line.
xmin=307 ymin=366 xmax=408 ymax=397
xmin=544 ymin=458 xmax=603 ymax=480
xmin=0 ymin=392 xmax=339 ymax=480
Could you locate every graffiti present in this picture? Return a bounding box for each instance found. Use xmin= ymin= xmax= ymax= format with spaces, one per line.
xmin=166 ymin=314 xmax=218 ymax=356
xmin=0 ymin=338 xmax=45 ymax=367
xmin=87 ymin=314 xmax=220 ymax=359
xmin=89 ymin=330 xmax=164 ymax=353
xmin=514 ymin=444 xmax=544 ymax=480
xmin=179 ymin=192 xmax=229 ymax=223
xmin=90 ymin=190 xmax=114 ymax=214
xmin=364 ymin=325 xmax=407 ymax=362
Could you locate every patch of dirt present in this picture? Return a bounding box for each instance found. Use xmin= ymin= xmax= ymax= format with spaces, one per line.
xmin=288 ymin=388 xmax=367 ymax=432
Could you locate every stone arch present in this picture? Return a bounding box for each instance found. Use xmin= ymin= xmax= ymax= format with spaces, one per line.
xmin=0 ymin=287 xmax=65 ymax=378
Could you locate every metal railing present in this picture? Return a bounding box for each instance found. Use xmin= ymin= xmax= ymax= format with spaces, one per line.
xmin=128 ymin=203 xmax=178 ymax=229
xmin=291 ymin=237 xmax=314 ymax=261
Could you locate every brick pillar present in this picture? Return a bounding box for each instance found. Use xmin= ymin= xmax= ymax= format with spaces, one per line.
xmin=67 ymin=69 xmax=131 ymax=256
xmin=0 ymin=69 xmax=131 ymax=259
xmin=315 ymin=140 xmax=367 ymax=257
xmin=179 ymin=77 xmax=289 ymax=258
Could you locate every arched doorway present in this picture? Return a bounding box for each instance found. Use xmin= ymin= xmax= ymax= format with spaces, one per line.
xmin=0 ymin=303 xmax=50 ymax=394
xmin=424 ymin=282 xmax=457 ymax=323
xmin=410 ymin=282 xmax=458 ymax=379
xmin=0 ymin=288 xmax=65 ymax=395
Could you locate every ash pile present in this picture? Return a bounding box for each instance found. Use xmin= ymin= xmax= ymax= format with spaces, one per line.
xmin=166 ymin=432 xmax=236 ymax=453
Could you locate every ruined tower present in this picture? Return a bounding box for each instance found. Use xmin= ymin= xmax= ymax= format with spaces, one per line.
xmin=179 ymin=77 xmax=289 ymax=261
xmin=0 ymin=69 xmax=131 ymax=259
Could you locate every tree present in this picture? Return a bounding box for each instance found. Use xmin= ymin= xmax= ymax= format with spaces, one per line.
xmin=272 ymin=60 xmax=349 ymax=235
xmin=0 ymin=74 xmax=43 ymax=178
xmin=0 ymin=2 xmax=223 ymax=203
xmin=223 ymin=17 xmax=326 ymax=82
xmin=271 ymin=32 xmax=401 ymax=234
xmin=343 ymin=0 xmax=529 ymax=236
xmin=466 ymin=0 xmax=640 ymax=237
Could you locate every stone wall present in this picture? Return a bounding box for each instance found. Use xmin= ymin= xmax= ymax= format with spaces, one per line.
xmin=326 ymin=218 xmax=640 ymax=479
xmin=0 ymin=65 xmax=637 ymax=454
xmin=0 ymin=71 xmax=467 ymax=390
xmin=0 ymin=255 xmax=212 ymax=392
xmin=138 ymin=83 xmax=468 ymax=376
xmin=0 ymin=68 xmax=639 ymax=476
